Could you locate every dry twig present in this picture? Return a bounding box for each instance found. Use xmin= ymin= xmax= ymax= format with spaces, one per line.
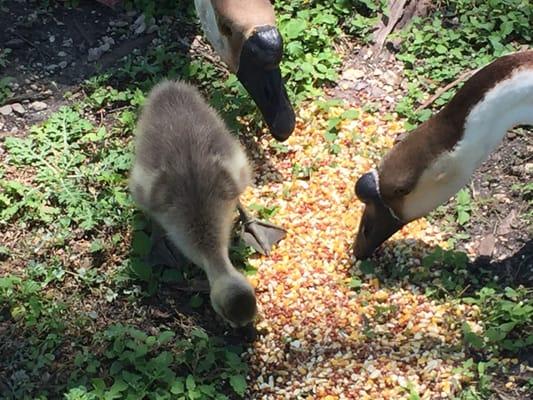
xmin=415 ymin=67 xmax=480 ymax=113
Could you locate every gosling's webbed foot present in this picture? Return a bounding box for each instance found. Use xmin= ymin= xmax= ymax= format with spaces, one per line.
xmin=143 ymin=221 xmax=188 ymax=268
xmin=240 ymin=218 xmax=287 ymax=256
xmin=236 ymin=201 xmax=286 ymax=256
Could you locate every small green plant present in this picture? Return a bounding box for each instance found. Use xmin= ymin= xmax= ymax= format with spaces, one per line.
xmin=453 ymin=358 xmax=495 ymax=399
xmin=0 ymin=275 xmax=61 ymax=328
xmin=512 ymin=182 xmax=533 ymax=226
xmin=69 ymin=325 xmax=249 ymax=399
xmin=248 ymin=203 xmax=280 ymax=221
xmin=341 ymin=0 xmax=385 ymax=41
xmin=1 ymin=106 xmax=134 ymax=232
xmin=122 ymin=0 xmax=193 ymax=19
xmin=0 ymin=47 xmax=10 ymax=68
xmin=393 ymin=0 xmax=533 ymax=125
xmin=0 ymin=76 xmax=13 ymax=103
xmin=455 ymin=188 xmax=472 ymax=226
xmin=275 ymin=1 xmax=343 ymax=101
xmin=463 ymin=286 xmax=533 ymax=354
xmin=0 ymin=273 xmax=68 ymax=398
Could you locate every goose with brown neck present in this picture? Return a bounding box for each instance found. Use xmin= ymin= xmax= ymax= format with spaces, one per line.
xmin=194 ymin=0 xmax=296 ymax=141
xmin=354 ymin=51 xmax=533 ymax=259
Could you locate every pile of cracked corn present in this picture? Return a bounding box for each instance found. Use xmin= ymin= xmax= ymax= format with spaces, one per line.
xmin=237 ymin=104 xmax=510 ymax=399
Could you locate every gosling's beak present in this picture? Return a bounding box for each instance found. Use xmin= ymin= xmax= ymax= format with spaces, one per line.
xmin=236 ymin=26 xmax=295 ymax=141
xmin=353 ymin=201 xmax=404 ymax=260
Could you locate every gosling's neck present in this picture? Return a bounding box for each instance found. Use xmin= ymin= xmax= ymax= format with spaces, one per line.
xmin=201 ymin=252 xmax=237 ymax=286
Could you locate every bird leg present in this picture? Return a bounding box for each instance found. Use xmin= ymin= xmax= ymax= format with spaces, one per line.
xmin=143 ymin=200 xmax=287 ymax=268
xmin=237 ymin=201 xmax=287 ymax=256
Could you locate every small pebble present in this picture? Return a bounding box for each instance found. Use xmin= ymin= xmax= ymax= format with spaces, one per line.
xmin=0 ymin=105 xmax=13 ymax=116
xmin=11 ymin=103 xmax=25 ymax=116
xmin=31 ymin=101 xmax=48 ymax=111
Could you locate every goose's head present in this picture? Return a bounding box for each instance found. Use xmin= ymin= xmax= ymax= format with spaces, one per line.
xmin=353 ymin=168 xmax=406 ymax=260
xmin=353 ymin=119 xmax=465 ymax=259
xmin=195 ymin=0 xmax=295 ymax=141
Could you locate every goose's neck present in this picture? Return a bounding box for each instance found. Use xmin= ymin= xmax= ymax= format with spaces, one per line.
xmin=399 ymin=68 xmax=533 ymax=222
xmin=458 ymin=68 xmax=533 ymax=170
xmin=194 ymin=0 xmax=233 ymax=69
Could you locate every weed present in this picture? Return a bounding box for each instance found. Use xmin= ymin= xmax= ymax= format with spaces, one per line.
xmin=463 ymin=286 xmax=533 ymax=354
xmin=512 ymin=182 xmax=533 ymax=227
xmin=453 ymin=358 xmax=495 ymax=399
xmin=0 ymin=77 xmax=13 ymax=104
xmin=455 ymin=188 xmax=472 ymax=226
xmin=0 ymin=47 xmax=10 ymax=68
xmin=68 ymin=325 xmax=248 ymax=399
xmin=393 ymin=0 xmax=533 ymax=124
xmin=122 ymin=0 xmax=193 ymax=19
xmin=1 ymin=106 xmax=134 ymax=232
xmin=248 ymin=203 xmax=280 ymax=221
xmin=274 ymin=1 xmax=343 ymax=101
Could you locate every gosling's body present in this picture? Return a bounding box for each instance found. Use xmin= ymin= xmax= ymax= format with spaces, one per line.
xmin=354 ymin=51 xmax=533 ymax=258
xmin=130 ymin=80 xmax=256 ymax=327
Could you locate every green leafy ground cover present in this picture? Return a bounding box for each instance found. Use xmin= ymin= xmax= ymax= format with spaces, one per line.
xmin=1 ymin=1 xmax=531 ymax=398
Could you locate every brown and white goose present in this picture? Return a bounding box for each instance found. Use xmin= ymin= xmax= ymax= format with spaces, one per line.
xmin=194 ymin=0 xmax=296 ymax=141
xmin=353 ymin=51 xmax=533 ymax=259
xmin=130 ymin=80 xmax=263 ymax=327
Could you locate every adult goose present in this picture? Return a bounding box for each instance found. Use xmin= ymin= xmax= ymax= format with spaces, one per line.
xmin=194 ymin=0 xmax=296 ymax=141
xmin=96 ymin=0 xmax=296 ymax=140
xmin=129 ymin=80 xmax=273 ymax=327
xmin=353 ymin=51 xmax=533 ymax=259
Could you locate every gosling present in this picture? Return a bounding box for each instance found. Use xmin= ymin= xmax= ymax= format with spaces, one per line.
xmin=129 ymin=80 xmax=257 ymax=327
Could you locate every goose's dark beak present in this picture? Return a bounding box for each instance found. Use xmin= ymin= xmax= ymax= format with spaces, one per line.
xmin=353 ymin=201 xmax=404 ymax=260
xmin=237 ymin=26 xmax=295 ymax=141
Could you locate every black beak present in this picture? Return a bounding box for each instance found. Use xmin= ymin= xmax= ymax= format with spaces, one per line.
xmin=353 ymin=201 xmax=405 ymax=260
xmin=236 ymin=26 xmax=296 ymax=141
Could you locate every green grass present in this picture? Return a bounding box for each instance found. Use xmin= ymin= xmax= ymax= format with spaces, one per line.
xmin=392 ymin=0 xmax=532 ymax=127
xmin=1 ymin=106 xmax=134 ymax=231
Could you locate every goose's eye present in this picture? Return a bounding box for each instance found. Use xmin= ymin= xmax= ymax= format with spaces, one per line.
xmin=219 ymin=22 xmax=232 ymax=37
xmin=394 ymin=187 xmax=408 ymax=197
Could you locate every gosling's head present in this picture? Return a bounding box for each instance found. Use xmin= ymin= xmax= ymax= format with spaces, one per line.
xmin=209 ymin=271 xmax=257 ymax=327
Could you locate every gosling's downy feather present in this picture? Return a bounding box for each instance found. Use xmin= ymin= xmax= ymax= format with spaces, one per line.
xmin=129 ymin=80 xmax=256 ymax=327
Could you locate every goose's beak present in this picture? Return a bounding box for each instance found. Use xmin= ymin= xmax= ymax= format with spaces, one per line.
xmin=353 ymin=202 xmax=404 ymax=260
xmin=237 ymin=26 xmax=295 ymax=141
